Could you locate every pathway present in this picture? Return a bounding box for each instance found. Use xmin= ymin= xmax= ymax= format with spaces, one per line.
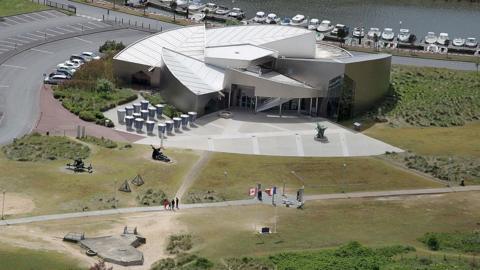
xmin=174 ymin=151 xmax=212 ymax=200
xmin=2 ymin=185 xmax=480 ymax=226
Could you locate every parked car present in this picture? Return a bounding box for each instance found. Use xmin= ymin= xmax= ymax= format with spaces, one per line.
xmin=81 ymin=51 xmax=100 ymax=61
xmin=44 ymin=74 xmax=69 ymax=85
xmin=57 ymin=64 xmax=77 ymax=72
xmin=70 ymin=59 xmax=84 ymax=66
xmin=56 ymin=68 xmax=75 ymax=77
xmin=70 ymin=54 xmax=86 ymax=63
xmin=64 ymin=60 xmax=81 ymax=68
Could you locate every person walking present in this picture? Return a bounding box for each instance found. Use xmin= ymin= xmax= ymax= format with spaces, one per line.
xmin=171 ymin=199 xmax=176 ymax=211
xmin=175 ymin=197 xmax=179 ymax=209
xmin=163 ymin=199 xmax=168 ymax=210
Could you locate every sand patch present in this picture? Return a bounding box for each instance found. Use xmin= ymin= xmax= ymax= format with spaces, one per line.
xmin=1 ymin=193 xmax=35 ymax=216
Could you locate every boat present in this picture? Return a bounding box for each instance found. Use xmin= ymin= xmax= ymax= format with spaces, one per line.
xmin=253 ymin=11 xmax=267 ymax=23
xmin=465 ymin=37 xmax=478 ymax=48
xmin=367 ymin=27 xmax=381 ymax=40
xmin=307 ymin=18 xmax=319 ymax=30
xmin=316 ymin=20 xmax=333 ymax=33
xmin=330 ymin=24 xmax=349 ymax=37
xmin=175 ymin=0 xmax=188 ymax=8
xmin=203 ymin=3 xmax=217 ymax=13
xmin=190 ymin=13 xmax=205 ymax=21
xmin=381 ymin=28 xmax=394 ymax=41
xmin=436 ymin=33 xmax=449 ymax=45
xmin=290 ymin=14 xmax=308 ymax=27
xmin=215 ymin=6 xmax=230 ymax=15
xmin=228 ymin=7 xmax=245 ymax=19
xmin=424 ymin=32 xmax=437 ymax=44
xmin=280 ymin=17 xmax=291 ymax=26
xmin=452 ymin=38 xmax=465 ymax=47
xmin=397 ymin=29 xmax=411 ymax=43
xmin=188 ymin=1 xmax=206 ymax=13
xmin=265 ymin=13 xmax=280 ymax=24
xmin=352 ymin=27 xmax=365 ymax=38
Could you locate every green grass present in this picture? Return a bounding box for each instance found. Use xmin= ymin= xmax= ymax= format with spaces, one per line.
xmin=2 ymin=133 xmax=90 ymax=161
xmin=384 ymin=65 xmax=480 ymax=127
xmin=0 ymin=245 xmax=83 ymax=270
xmin=0 ymin=140 xmax=199 ymax=217
xmin=78 ymin=135 xmax=118 ymax=148
xmin=0 ymin=0 xmax=49 ymax=17
xmin=186 ymin=153 xmax=441 ymax=202
xmin=141 ymin=92 xmax=182 ymax=118
xmin=420 ymin=231 xmax=480 ymax=253
xmin=178 ymin=191 xmax=480 ymax=262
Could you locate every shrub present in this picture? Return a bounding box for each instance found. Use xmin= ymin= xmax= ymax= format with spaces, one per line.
xmin=425 ymin=234 xmax=440 ymax=251
xmin=79 ymin=111 xmax=97 ymax=122
xmin=166 ymin=234 xmax=193 ymax=254
xmin=96 ymin=78 xmax=114 ymax=92
xmin=99 ymin=40 xmax=125 ymax=53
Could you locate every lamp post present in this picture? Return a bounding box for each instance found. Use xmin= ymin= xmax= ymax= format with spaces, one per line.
xmin=291 ymin=170 xmax=305 ymax=202
xmin=1 ymin=191 xmax=5 ymax=220
xmin=223 ymin=171 xmax=228 ymax=200
xmin=342 ymin=163 xmax=347 ymax=193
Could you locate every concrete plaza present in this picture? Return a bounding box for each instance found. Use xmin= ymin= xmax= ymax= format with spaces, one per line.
xmin=106 ymin=104 xmax=402 ymax=157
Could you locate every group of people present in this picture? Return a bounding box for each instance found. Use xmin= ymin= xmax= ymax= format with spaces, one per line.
xmin=163 ymin=197 xmax=179 ymax=210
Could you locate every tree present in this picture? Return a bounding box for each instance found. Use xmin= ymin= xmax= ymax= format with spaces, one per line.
xmin=170 ymin=0 xmax=177 ymax=22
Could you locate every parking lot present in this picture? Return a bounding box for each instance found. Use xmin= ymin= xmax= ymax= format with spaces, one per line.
xmin=0 ymin=10 xmax=110 ymax=55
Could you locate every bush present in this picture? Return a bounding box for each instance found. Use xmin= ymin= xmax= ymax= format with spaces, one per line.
xmin=79 ymin=111 xmax=97 ymax=122
xmin=99 ymin=40 xmax=125 ymax=53
xmin=79 ymin=136 xmax=117 ymax=148
xmin=426 ymin=235 xmax=440 ymax=251
xmin=166 ymin=234 xmax=193 ymax=254
xmin=96 ymin=78 xmax=114 ymax=92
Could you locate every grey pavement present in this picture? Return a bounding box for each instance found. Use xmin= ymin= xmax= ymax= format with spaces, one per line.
xmin=0 ymin=28 xmax=150 ymax=145
xmin=1 ymin=185 xmax=479 ymax=226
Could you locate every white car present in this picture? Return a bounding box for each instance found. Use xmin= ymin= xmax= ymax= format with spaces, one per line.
xmin=81 ymin=52 xmax=101 ymax=61
xmin=71 ymin=59 xmax=84 ymax=66
xmin=57 ymin=63 xmax=77 ymax=72
xmin=44 ymin=74 xmax=69 ymax=85
xmin=64 ymin=60 xmax=81 ymax=69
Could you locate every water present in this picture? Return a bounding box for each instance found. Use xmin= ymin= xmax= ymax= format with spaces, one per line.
xmin=205 ymin=0 xmax=480 ymax=39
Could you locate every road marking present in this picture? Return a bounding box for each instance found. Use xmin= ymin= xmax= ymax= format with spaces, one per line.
xmin=1 ymin=64 xmax=27 ymax=70
xmin=17 ymin=35 xmax=37 ymax=41
xmin=36 ymin=31 xmax=55 ymax=37
xmin=295 ymin=134 xmax=305 ymax=156
xmin=6 ymin=37 xmax=28 ymax=44
xmin=77 ymin=14 xmax=102 ymax=21
xmin=74 ymin=37 xmax=92 ymax=44
xmin=0 ymin=43 xmax=15 ymax=49
xmin=54 ymin=26 xmax=74 ymax=33
xmin=339 ymin=132 xmax=350 ymax=156
xmin=77 ymin=23 xmax=93 ymax=30
xmin=45 ymin=28 xmax=64 ymax=35
xmin=30 ymin=48 xmax=53 ymax=54
xmin=0 ymin=40 xmax=17 ymax=45
xmin=0 ymin=22 xmax=13 ymax=27
xmin=252 ymin=135 xmax=260 ymax=154
xmin=11 ymin=15 xmax=29 ymax=23
xmin=3 ymin=17 xmax=20 ymax=24
xmin=19 ymin=13 xmax=39 ymax=22
xmin=0 ymin=48 xmax=9 ymax=51
xmin=44 ymin=10 xmax=65 ymax=17
xmin=0 ymin=85 xmax=9 ymax=88
xmin=29 ymin=12 xmax=48 ymax=20
xmin=86 ymin=21 xmax=107 ymax=28
xmin=64 ymin=24 xmax=82 ymax=31
xmin=23 ymin=32 xmax=44 ymax=39
xmin=207 ymin=137 xmax=214 ymax=151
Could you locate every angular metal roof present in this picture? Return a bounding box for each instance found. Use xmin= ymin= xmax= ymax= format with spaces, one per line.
xmin=162 ymin=48 xmax=225 ymax=95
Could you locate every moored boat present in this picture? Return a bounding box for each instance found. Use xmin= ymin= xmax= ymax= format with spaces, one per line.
xmin=280 ymin=17 xmax=291 ymax=26
xmin=352 ymin=27 xmax=365 ymax=38
xmin=465 ymin=37 xmax=478 ymax=48
xmin=316 ymin=20 xmax=333 ymax=33
xmin=290 ymin=14 xmax=308 ymax=27
xmin=331 ymin=24 xmax=349 ymax=37
xmin=253 ymin=11 xmax=267 ymax=23
xmin=307 ymin=18 xmax=320 ymax=30
xmin=367 ymin=27 xmax=381 ymax=40
xmin=381 ymin=28 xmax=394 ymax=41
xmin=397 ymin=29 xmax=411 ymax=43
xmin=188 ymin=1 xmax=206 ymax=13
xmin=203 ymin=3 xmax=217 ymax=13
xmin=265 ymin=13 xmax=280 ymax=24
xmin=424 ymin=32 xmax=437 ymax=44
xmin=228 ymin=7 xmax=245 ymax=19
xmin=436 ymin=33 xmax=449 ymax=45
xmin=452 ymin=37 xmax=465 ymax=47
xmin=215 ymin=6 xmax=230 ymax=15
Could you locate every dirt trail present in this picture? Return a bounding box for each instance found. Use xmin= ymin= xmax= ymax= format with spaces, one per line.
xmin=175 ymin=151 xmax=212 ymax=201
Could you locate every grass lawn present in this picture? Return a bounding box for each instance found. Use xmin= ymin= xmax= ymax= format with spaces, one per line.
xmin=0 ymin=0 xmax=49 ymax=17
xmin=178 ymin=191 xmax=480 ymax=262
xmin=186 ymin=153 xmax=441 ymax=202
xmin=0 ymin=136 xmax=199 ymax=217
xmin=0 ymin=245 xmax=83 ymax=270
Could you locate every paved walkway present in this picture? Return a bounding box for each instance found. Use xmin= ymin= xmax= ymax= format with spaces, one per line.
xmin=175 ymin=151 xmax=212 ymax=200
xmin=2 ymin=185 xmax=480 ymax=226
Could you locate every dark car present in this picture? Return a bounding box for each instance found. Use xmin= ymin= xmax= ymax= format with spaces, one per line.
xmin=44 ymin=74 xmax=69 ymax=85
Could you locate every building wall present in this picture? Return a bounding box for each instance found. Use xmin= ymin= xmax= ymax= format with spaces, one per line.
xmin=343 ymin=55 xmax=392 ymax=114
xmin=224 ymin=69 xmax=326 ymax=98
xmin=113 ymin=59 xmax=161 ymax=87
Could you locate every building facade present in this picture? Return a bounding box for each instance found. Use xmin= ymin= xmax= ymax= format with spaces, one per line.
xmin=113 ymin=25 xmax=391 ymax=119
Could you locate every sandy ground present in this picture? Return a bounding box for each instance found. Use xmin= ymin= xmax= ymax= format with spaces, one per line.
xmin=1 ymin=193 xmax=35 ymax=216
xmin=0 ymin=211 xmax=185 ymax=269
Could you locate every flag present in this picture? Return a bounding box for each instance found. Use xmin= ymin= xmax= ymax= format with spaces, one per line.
xmin=249 ymin=188 xmax=256 ymax=196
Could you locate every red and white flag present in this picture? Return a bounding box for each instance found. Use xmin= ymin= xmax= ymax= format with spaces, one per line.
xmin=249 ymin=188 xmax=256 ymax=196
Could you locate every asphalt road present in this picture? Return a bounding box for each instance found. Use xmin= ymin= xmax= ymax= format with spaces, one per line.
xmin=0 ymin=28 xmax=150 ymax=145
xmin=391 ymin=55 xmax=479 ymax=71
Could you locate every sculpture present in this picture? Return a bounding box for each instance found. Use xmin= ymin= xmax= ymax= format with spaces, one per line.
xmin=66 ymin=158 xmax=93 ymax=173
xmin=315 ymin=123 xmax=327 ymax=139
xmin=151 ymin=145 xmax=171 ymax=162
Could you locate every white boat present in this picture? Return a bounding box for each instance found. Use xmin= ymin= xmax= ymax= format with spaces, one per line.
xmin=424 ymin=32 xmax=437 ymax=44
xmin=253 ymin=11 xmax=267 ymax=23
xmin=465 ymin=37 xmax=478 ymax=48
xmin=352 ymin=27 xmax=365 ymax=38
xmin=265 ymin=13 xmax=280 ymax=24
xmin=307 ymin=18 xmax=319 ymax=30
xmin=316 ymin=20 xmax=333 ymax=33
xmin=203 ymin=3 xmax=217 ymax=13
xmin=175 ymin=0 xmax=188 ymax=8
xmin=290 ymin=14 xmax=308 ymax=27
xmin=452 ymin=38 xmax=465 ymax=47
xmin=280 ymin=17 xmax=291 ymax=26
xmin=367 ymin=27 xmax=381 ymax=40
xmin=215 ymin=6 xmax=230 ymax=15
xmin=381 ymin=28 xmax=394 ymax=41
xmin=188 ymin=1 xmax=206 ymax=12
xmin=397 ymin=28 xmax=411 ymax=43
xmin=436 ymin=33 xmax=449 ymax=45
xmin=190 ymin=13 xmax=205 ymax=21
xmin=228 ymin=7 xmax=245 ymax=19
xmin=331 ymin=24 xmax=348 ymax=37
